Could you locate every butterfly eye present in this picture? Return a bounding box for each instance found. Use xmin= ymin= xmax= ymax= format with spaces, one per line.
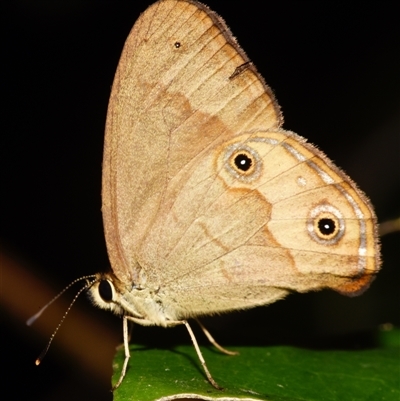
xmin=307 ymin=204 xmax=345 ymax=245
xmin=224 ymin=144 xmax=261 ymax=182
xmin=98 ymin=280 xmax=114 ymax=302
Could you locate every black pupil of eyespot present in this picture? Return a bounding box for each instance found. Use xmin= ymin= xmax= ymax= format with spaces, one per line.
xmin=99 ymin=280 xmax=113 ymax=302
xmin=234 ymin=153 xmax=252 ymax=171
xmin=318 ymin=218 xmax=335 ymax=235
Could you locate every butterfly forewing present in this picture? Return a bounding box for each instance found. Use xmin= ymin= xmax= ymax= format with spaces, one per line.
xmin=102 ymin=0 xmax=282 ymax=285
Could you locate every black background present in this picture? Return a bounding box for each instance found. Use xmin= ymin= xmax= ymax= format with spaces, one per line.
xmin=2 ymin=1 xmax=399 ymax=400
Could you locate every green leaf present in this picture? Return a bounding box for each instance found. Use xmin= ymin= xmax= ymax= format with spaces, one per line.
xmin=112 ymin=327 xmax=400 ymax=401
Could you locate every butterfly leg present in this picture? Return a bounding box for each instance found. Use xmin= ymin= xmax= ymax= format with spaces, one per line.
xmin=170 ymin=319 xmax=223 ymax=390
xmin=112 ymin=316 xmax=223 ymax=390
xmin=115 ymin=319 xmax=133 ymax=351
xmin=195 ymin=318 xmax=239 ymax=356
xmin=112 ymin=315 xmax=130 ymax=390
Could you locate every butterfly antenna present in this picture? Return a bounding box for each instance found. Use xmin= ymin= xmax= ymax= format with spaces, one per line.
xmin=26 ymin=275 xmax=97 ymax=326
xmin=33 ymin=276 xmax=98 ymax=365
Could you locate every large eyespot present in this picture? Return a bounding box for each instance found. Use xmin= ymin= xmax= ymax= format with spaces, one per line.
xmin=98 ymin=279 xmax=114 ymax=302
xmin=224 ymin=143 xmax=261 ymax=182
xmin=307 ymin=204 xmax=345 ymax=245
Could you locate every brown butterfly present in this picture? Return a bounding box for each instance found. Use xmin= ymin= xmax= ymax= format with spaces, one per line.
xmin=85 ymin=0 xmax=380 ymax=389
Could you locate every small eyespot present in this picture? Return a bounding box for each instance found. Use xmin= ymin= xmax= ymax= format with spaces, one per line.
xmin=174 ymin=41 xmax=181 ymax=48
xmin=297 ymin=176 xmax=307 ymax=187
xmin=307 ymin=204 xmax=345 ymax=245
xmin=233 ymin=152 xmax=253 ymax=172
xmin=318 ymin=218 xmax=336 ymax=236
xmin=224 ymin=144 xmax=261 ymax=182
xmin=98 ymin=280 xmax=113 ymax=302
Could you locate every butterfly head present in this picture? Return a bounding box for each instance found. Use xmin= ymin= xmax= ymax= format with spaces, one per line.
xmin=88 ymin=272 xmax=173 ymax=327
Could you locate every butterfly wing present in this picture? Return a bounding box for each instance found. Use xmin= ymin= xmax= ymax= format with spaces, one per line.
xmin=102 ymin=0 xmax=380 ymax=320
xmin=102 ymin=0 xmax=281 ymax=285
xmin=147 ymin=130 xmax=380 ymax=318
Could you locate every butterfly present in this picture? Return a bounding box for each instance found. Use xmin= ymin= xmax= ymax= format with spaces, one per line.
xmin=86 ymin=0 xmax=380 ymax=389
